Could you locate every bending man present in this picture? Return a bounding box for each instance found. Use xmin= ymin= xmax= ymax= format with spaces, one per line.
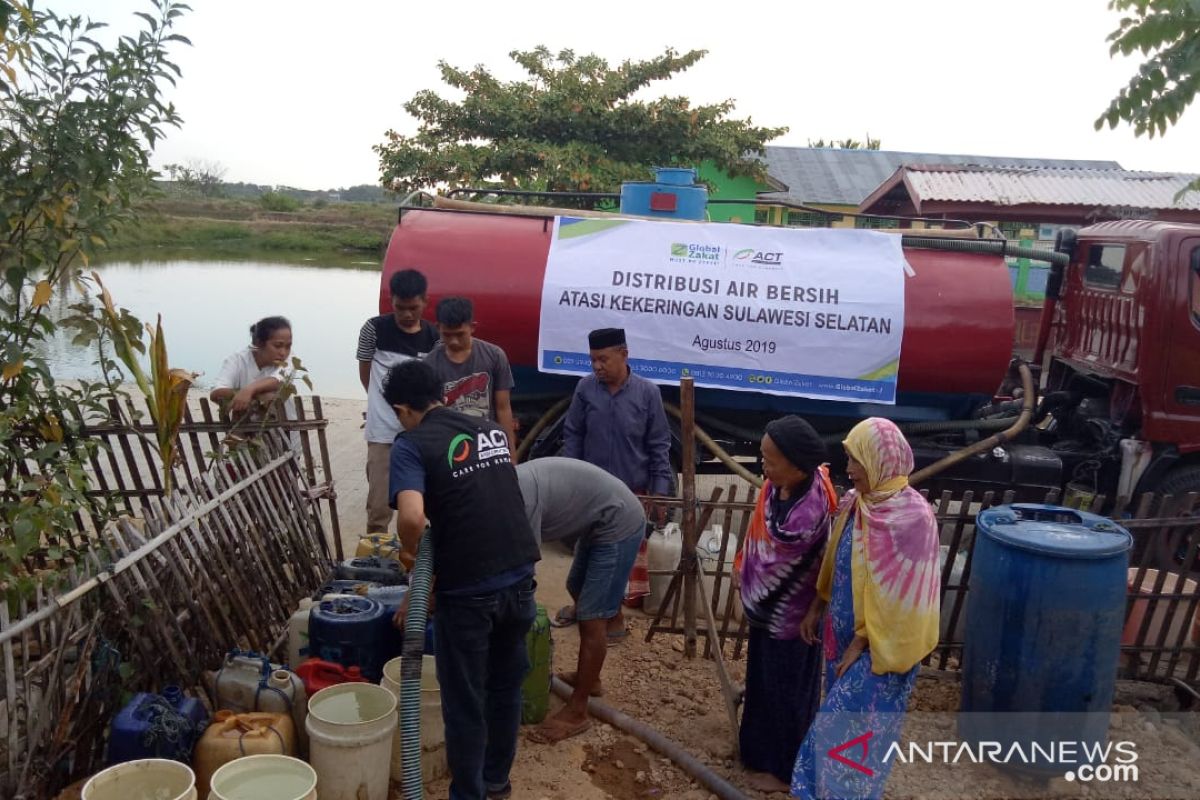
xmin=517 ymin=457 xmax=645 ymax=744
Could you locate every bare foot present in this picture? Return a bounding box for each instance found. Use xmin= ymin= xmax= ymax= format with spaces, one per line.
xmin=558 ymin=671 xmax=604 ymax=696
xmin=745 ymin=771 xmax=790 ymax=793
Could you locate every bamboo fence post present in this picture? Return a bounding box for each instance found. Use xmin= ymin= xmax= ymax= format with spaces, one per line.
xmin=680 ymin=377 xmax=698 ymax=659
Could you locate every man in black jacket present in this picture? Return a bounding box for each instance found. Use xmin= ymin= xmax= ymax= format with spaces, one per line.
xmin=386 ymin=359 xmax=540 ymax=800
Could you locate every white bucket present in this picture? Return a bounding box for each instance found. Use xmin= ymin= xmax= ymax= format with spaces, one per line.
xmin=305 ymin=682 xmax=397 ymax=800
xmin=380 ymin=655 xmax=448 ymax=783
xmin=82 ymin=759 xmax=197 ymax=800
xmin=207 ymin=754 xmax=317 ymax=800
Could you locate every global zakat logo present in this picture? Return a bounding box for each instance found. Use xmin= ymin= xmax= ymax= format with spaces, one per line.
xmin=669 ymin=242 xmax=721 ymax=265
xmin=734 ymin=247 xmax=784 ymax=267
xmin=446 ymin=434 xmax=472 ymax=468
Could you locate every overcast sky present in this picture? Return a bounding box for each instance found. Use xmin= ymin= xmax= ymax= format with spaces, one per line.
xmin=61 ymin=0 xmax=1200 ymax=190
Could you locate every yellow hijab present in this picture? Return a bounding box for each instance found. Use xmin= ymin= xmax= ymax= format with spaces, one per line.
xmin=816 ymin=418 xmax=940 ymax=674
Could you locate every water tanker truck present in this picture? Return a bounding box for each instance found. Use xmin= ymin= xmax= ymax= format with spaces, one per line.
xmin=378 ymin=173 xmax=1200 ymax=506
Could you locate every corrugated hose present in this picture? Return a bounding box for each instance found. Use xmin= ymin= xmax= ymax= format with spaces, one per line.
xmin=400 ymin=529 xmax=434 ymax=800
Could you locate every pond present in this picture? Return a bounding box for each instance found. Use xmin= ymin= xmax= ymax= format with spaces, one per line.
xmin=41 ymin=254 xmax=385 ymax=400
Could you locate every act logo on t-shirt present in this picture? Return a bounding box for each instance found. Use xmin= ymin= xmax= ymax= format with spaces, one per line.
xmin=447 ymin=429 xmax=511 ymax=479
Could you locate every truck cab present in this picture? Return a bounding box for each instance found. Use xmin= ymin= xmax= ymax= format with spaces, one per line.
xmin=1040 ymin=220 xmax=1200 ymax=497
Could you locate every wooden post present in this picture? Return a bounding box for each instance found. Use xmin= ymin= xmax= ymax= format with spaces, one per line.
xmin=680 ymin=377 xmax=698 ymax=658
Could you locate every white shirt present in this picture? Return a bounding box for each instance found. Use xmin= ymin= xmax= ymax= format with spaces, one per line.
xmin=213 ymin=347 xmax=296 ymax=420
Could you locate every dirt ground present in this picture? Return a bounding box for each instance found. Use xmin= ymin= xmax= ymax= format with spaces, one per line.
xmin=415 ymin=543 xmax=1200 ymax=800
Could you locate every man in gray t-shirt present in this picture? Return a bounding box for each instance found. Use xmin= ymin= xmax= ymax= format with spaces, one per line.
xmin=424 ymin=296 xmax=517 ymax=447
xmin=518 ymin=457 xmax=645 ymax=744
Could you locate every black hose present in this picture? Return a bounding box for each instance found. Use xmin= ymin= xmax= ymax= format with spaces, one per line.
xmin=900 ymin=235 xmax=1069 ymax=267
xmin=550 ymin=677 xmax=748 ymax=800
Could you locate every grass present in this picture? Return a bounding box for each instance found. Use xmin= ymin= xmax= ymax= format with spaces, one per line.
xmin=106 ymin=195 xmax=397 ymax=258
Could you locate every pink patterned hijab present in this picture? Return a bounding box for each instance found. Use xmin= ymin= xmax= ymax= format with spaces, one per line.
xmin=816 ymin=417 xmax=940 ymax=673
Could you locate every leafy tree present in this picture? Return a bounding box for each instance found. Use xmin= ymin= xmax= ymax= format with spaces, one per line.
xmin=807 ymin=136 xmax=882 ymax=150
xmin=0 ymin=0 xmax=189 ymax=594
xmin=164 ymin=158 xmax=227 ymax=196
xmin=1095 ymin=0 xmax=1200 ymax=139
xmin=376 ymin=46 xmax=786 ymax=195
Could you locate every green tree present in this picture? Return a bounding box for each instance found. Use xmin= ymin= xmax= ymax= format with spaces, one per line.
xmin=0 ymin=0 xmax=189 ymax=594
xmin=1095 ymin=0 xmax=1200 ymax=138
xmin=807 ymin=136 xmax=881 ymax=150
xmin=376 ymin=46 xmax=786 ymax=195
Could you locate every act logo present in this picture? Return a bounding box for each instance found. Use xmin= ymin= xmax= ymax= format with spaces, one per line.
xmin=828 ymin=731 xmax=875 ymax=777
xmin=734 ymin=248 xmax=784 ymax=266
xmin=446 ymin=433 xmax=472 ymax=468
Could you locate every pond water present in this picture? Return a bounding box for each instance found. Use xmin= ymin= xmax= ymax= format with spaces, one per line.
xmin=40 ymin=255 xmax=385 ymax=400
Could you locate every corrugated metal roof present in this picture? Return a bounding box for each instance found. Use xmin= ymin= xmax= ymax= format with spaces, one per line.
xmin=898 ymin=166 xmax=1200 ymax=210
xmin=757 ymin=147 xmax=1122 ymax=206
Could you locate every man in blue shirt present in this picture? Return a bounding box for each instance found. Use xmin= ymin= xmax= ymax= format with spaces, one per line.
xmin=386 ymin=359 xmax=539 ymax=800
xmin=558 ymin=327 xmax=672 ymax=622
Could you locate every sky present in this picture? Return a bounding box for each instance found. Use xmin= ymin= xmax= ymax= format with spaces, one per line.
xmin=58 ymin=0 xmax=1200 ymax=190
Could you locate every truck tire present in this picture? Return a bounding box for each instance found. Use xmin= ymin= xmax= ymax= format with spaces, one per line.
xmin=1148 ymin=464 xmax=1200 ymax=571
xmin=1157 ymin=464 xmax=1200 ymax=498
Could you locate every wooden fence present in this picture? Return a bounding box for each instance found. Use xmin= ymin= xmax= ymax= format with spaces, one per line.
xmin=649 ymin=483 xmax=1200 ymax=686
xmin=0 ymin=398 xmax=337 ymax=799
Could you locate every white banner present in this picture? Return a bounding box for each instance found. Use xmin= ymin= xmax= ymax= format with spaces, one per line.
xmin=537 ymin=217 xmax=908 ymax=403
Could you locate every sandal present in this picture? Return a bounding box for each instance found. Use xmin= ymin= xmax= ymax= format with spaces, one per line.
xmin=527 ymin=715 xmax=593 ymax=744
xmin=551 ymin=604 xmax=577 ymax=628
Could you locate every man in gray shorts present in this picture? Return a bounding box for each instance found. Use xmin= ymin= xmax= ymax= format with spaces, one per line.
xmin=516 ymin=457 xmax=645 ymax=744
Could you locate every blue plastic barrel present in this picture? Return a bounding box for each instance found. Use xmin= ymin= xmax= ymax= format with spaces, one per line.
xmin=307 ymin=595 xmax=391 ymax=681
xmin=107 ymin=685 xmax=208 ymax=765
xmin=960 ymin=504 xmax=1131 ymax=773
xmin=619 ymin=167 xmax=707 ymax=220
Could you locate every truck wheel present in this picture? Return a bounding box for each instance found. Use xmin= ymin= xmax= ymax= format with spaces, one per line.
xmin=1148 ymin=465 xmax=1200 ymax=571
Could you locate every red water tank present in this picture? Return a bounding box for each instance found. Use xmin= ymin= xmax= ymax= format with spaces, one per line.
xmin=381 ymin=209 xmax=1014 ymax=398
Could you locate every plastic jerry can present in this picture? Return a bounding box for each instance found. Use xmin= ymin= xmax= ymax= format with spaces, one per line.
xmin=355 ymin=532 xmax=404 ymax=561
xmin=521 ymin=605 xmax=551 ymax=724
xmin=333 ymin=556 xmax=405 ymax=586
xmin=205 ymin=651 xmax=308 ymax=754
xmin=192 ymin=710 xmax=297 ymax=797
xmin=697 ymin=525 xmax=739 ymax=618
xmin=107 ymin=686 xmax=208 ymax=765
xmin=645 ymin=523 xmax=683 ymax=615
xmin=295 ymin=658 xmax=369 ymax=696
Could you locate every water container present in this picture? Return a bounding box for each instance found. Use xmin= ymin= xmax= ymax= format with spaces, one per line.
xmin=355 ymin=532 xmax=404 ymax=561
xmin=287 ymin=598 xmax=318 ymax=668
xmin=193 ymin=711 xmax=296 ymax=798
xmin=333 ymin=556 xmax=406 ymax=585
xmin=522 ymin=604 xmax=552 ymax=724
xmin=313 ymin=579 xmax=379 ymax=599
xmin=307 ymin=595 xmax=392 ymax=681
xmin=206 ymin=651 xmax=308 ymax=755
xmin=618 ymin=167 xmax=708 ymax=220
xmin=645 ymin=523 xmax=683 ymax=615
xmin=960 ymin=504 xmax=1132 ymax=774
xmin=380 ymin=655 xmax=447 ymax=784
xmin=82 ymin=759 xmax=197 ymax=800
xmin=697 ymin=525 xmax=739 ymax=618
xmin=107 ymin=686 xmax=208 ymax=765
xmin=306 ymin=683 xmax=397 ymax=800
xmin=295 ymin=659 xmax=368 ymax=696
xmin=208 ymin=754 xmax=317 ymax=800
